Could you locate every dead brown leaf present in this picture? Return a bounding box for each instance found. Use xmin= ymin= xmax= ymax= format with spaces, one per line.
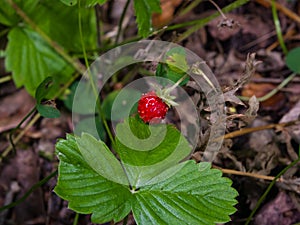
xmin=0 ymin=89 xmax=35 ymax=133
xmin=242 ymin=82 xmax=286 ymax=111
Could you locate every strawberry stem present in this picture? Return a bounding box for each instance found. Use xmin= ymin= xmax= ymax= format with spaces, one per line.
xmin=167 ymin=74 xmax=188 ymax=92
xmin=153 ymin=74 xmax=188 ymax=107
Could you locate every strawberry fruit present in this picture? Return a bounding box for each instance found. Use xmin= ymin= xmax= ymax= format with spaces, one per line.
xmin=137 ymin=91 xmax=169 ymax=123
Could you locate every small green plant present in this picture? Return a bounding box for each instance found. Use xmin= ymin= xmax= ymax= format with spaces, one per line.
xmin=54 ymin=48 xmax=238 ymax=224
xmin=54 ymin=119 xmax=238 ymax=224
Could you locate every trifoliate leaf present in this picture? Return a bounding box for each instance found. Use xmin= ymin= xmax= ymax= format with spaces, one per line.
xmin=54 ymin=134 xmax=132 ymax=223
xmin=5 ymin=27 xmax=74 ymax=96
xmin=55 ymin=134 xmax=238 ymax=225
xmin=133 ymin=0 xmax=161 ymax=37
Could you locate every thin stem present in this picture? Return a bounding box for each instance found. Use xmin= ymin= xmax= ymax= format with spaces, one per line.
xmin=179 ymin=0 xmax=203 ymax=17
xmin=168 ymin=0 xmax=249 ymax=30
xmin=245 ymin=156 xmax=300 ymax=225
xmin=168 ymin=74 xmax=189 ymax=91
xmin=171 ymin=0 xmax=250 ymax=43
xmin=105 ymin=0 xmax=234 ymax=43
xmin=95 ymin=5 xmax=102 ymax=47
xmin=239 ymin=73 xmax=297 ymax=101
xmin=78 ymin=0 xmax=92 ymax=77
xmin=255 ymin=0 xmax=300 ymax=24
xmin=1 ymin=113 xmax=40 ymax=162
xmin=0 ymin=75 xmax=12 ymax=84
xmin=78 ymin=0 xmax=116 ymax=147
xmin=209 ymin=0 xmax=227 ymax=19
xmin=54 ymin=72 xmax=80 ymax=99
xmin=271 ymin=0 xmax=288 ymax=55
xmin=217 ymin=167 xmax=276 ymax=181
xmin=8 ymin=107 xmax=36 ymax=155
xmin=115 ymin=0 xmax=131 ymax=44
xmin=120 ymin=64 xmax=141 ymax=84
xmin=1 ymin=73 xmax=80 ymax=162
xmin=254 ymin=72 xmax=296 ymax=101
xmin=0 ymin=170 xmax=57 ymax=212
xmin=73 ymin=213 xmax=79 ymax=225
xmin=221 ymin=119 xmax=299 ymax=140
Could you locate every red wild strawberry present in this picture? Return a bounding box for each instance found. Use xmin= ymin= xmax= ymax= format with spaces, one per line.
xmin=138 ymin=91 xmax=169 ymax=123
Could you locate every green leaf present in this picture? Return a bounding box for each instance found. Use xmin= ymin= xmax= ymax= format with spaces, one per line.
xmin=133 ymin=0 xmax=161 ymax=37
xmin=286 ymin=47 xmax=300 ymax=73
xmin=166 ymin=47 xmax=189 ymax=73
xmin=0 ymin=0 xmax=38 ymax=26
xmin=5 ymin=27 xmax=74 ymax=96
xmin=54 ymin=134 xmax=132 ymax=223
xmin=116 ymin=117 xmax=191 ymax=167
xmin=75 ymin=133 xmax=129 ymax=185
xmin=59 ymin=0 xmax=107 ymax=7
xmin=132 ymin=161 xmax=238 ymax=225
xmin=158 ymin=65 xmax=189 ymax=86
xmin=32 ymin=0 xmax=97 ymax=52
xmin=102 ymin=89 xmax=141 ymax=121
xmin=115 ymin=117 xmax=192 ymax=187
xmin=35 ymin=77 xmax=61 ymax=118
xmin=35 ymin=77 xmax=54 ymax=103
xmin=156 ymin=47 xmax=189 ymax=85
xmin=55 ymin=135 xmax=238 ymax=224
xmin=36 ymin=104 xmax=61 ymax=118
